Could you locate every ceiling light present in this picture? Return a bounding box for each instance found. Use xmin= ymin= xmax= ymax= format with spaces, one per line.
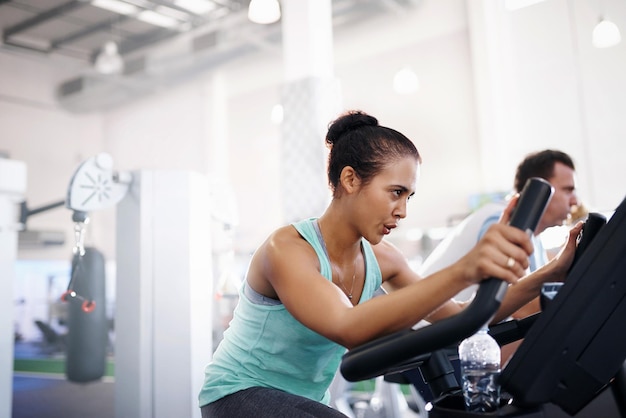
xmin=174 ymin=0 xmax=217 ymax=15
xmin=592 ymin=18 xmax=622 ymax=48
xmin=137 ymin=10 xmax=180 ymax=28
xmin=248 ymin=0 xmax=281 ymax=25
xmin=94 ymin=41 xmax=124 ymax=75
xmin=91 ymin=0 xmax=139 ymax=15
xmin=155 ymin=5 xmax=191 ymax=22
xmin=393 ymin=67 xmax=420 ymax=95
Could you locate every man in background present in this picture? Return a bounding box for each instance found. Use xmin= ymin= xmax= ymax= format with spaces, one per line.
xmin=420 ymin=149 xmax=580 ymax=317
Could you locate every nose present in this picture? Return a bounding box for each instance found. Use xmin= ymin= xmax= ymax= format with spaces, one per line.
xmin=394 ymin=199 xmax=408 ymax=219
xmin=570 ymin=191 xmax=580 ymax=207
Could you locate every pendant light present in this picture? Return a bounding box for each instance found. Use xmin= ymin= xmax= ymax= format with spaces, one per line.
xmin=393 ymin=66 xmax=420 ymax=95
xmin=592 ymin=18 xmax=622 ymax=48
xmin=248 ymin=0 xmax=281 ymax=24
xmin=94 ymin=41 xmax=124 ymax=75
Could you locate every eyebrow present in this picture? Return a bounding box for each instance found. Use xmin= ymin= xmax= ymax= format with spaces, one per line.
xmin=394 ymin=185 xmax=415 ymax=196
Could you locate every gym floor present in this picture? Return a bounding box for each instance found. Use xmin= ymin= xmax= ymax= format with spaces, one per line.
xmin=11 ymin=374 xmax=622 ymax=418
xmin=12 ymin=374 xmax=114 ymax=418
xmin=11 ymin=342 xmax=623 ymax=418
xmin=12 ymin=340 xmax=114 ymax=418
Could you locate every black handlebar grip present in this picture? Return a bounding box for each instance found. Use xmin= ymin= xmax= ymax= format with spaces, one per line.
xmin=340 ymin=177 xmax=554 ymax=382
xmin=509 ymin=177 xmax=555 ymax=233
xmin=483 ymin=177 xmax=555 ymax=306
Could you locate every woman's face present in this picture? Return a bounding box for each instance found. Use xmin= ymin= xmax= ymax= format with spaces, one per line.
xmin=353 ymin=156 xmax=419 ymax=244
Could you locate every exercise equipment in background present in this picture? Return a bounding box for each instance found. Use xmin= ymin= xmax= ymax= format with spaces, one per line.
xmin=64 ymin=247 xmax=107 ymax=383
xmin=58 ymin=153 xmax=131 ymax=383
xmin=62 ymin=152 xmax=131 ymax=312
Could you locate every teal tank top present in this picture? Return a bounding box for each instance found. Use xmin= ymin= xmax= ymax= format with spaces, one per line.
xmin=198 ymin=218 xmax=383 ymax=407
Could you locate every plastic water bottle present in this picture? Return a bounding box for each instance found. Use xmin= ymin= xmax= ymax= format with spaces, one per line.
xmin=458 ymin=326 xmax=501 ymax=412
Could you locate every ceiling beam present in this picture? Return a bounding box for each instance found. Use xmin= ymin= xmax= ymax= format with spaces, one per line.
xmin=118 ymin=27 xmax=178 ymax=57
xmin=50 ymin=14 xmax=131 ymax=50
xmin=3 ymin=1 xmax=84 ymax=40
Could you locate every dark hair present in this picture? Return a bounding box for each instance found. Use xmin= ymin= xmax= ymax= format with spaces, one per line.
xmin=325 ymin=110 xmax=420 ymax=195
xmin=514 ymin=149 xmax=575 ymax=192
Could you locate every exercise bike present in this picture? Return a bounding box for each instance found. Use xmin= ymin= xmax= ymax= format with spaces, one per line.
xmin=341 ymin=178 xmax=626 ymax=417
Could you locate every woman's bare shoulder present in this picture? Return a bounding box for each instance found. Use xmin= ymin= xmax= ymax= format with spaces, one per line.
xmin=248 ymin=224 xmax=317 ymax=297
xmin=258 ymin=224 xmax=315 ymax=263
xmin=265 ymin=224 xmax=304 ymax=248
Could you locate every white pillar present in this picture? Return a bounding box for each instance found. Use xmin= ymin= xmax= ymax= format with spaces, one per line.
xmin=282 ymin=0 xmax=334 ymax=82
xmin=279 ymin=0 xmax=342 ymax=223
xmin=115 ymin=170 xmax=213 ymax=418
xmin=466 ymin=0 xmax=517 ymax=193
xmin=0 ymin=158 xmax=27 ymax=418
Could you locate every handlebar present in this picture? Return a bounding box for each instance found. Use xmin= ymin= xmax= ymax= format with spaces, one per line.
xmin=340 ymin=177 xmax=554 ymax=382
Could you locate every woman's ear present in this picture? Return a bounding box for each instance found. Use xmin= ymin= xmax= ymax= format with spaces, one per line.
xmin=339 ymin=166 xmax=361 ymax=194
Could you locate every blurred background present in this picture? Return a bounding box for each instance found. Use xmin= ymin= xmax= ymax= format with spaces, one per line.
xmin=1 ymin=0 xmax=625 ymax=417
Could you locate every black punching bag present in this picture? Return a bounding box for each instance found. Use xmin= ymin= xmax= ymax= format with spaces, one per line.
xmin=65 ymin=247 xmax=108 ymax=383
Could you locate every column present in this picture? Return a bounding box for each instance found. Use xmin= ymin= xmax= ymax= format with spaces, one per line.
xmin=279 ymin=0 xmax=342 ymax=222
xmin=0 ymin=158 xmax=27 ymax=418
xmin=115 ymin=170 xmax=213 ymax=418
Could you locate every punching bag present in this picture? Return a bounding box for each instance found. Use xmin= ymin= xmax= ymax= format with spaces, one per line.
xmin=65 ymin=246 xmax=108 ymax=383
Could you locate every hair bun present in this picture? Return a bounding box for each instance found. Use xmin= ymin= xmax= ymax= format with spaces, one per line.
xmin=326 ymin=110 xmax=379 ymax=146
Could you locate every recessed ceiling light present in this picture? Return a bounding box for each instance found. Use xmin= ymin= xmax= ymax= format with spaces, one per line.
xmin=91 ymin=0 xmax=139 ymax=16
xmin=137 ymin=10 xmax=180 ymax=28
xmin=174 ymin=0 xmax=217 ymax=15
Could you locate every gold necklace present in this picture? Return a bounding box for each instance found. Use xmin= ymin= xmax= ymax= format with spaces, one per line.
xmin=316 ymin=220 xmax=359 ymax=300
xmin=335 ymin=257 xmax=357 ymax=300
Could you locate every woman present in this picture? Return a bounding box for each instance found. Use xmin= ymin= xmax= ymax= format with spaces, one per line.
xmin=199 ymin=110 xmax=582 ymax=417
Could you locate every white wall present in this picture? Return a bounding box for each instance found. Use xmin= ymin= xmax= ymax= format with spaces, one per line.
xmin=1 ymin=0 xmax=626 ymax=262
xmin=336 ymin=9 xmax=481 ymax=235
xmin=468 ymin=0 xmax=626 ymax=214
xmin=0 ymin=51 xmax=105 ymax=261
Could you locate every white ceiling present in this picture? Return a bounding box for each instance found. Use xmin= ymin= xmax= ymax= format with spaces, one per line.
xmin=0 ymin=0 xmax=251 ymax=64
xmin=0 ymin=0 xmax=423 ymax=112
xmin=0 ymin=0 xmax=420 ymax=70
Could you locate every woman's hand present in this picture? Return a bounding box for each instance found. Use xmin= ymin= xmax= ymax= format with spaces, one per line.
xmin=456 ymin=197 xmax=534 ymax=287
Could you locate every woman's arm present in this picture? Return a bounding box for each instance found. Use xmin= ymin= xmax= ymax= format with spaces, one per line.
xmin=386 ymin=203 xmax=582 ymax=325
xmin=383 ymin=220 xmax=536 ymax=324
xmin=260 ymin=230 xmax=476 ymax=349
xmin=492 ymin=220 xmax=583 ymax=323
xmin=253 ymin=219 xmax=532 ymax=349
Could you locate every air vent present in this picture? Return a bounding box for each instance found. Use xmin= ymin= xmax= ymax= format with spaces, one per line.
xmin=58 ymin=77 xmax=84 ymax=97
xmin=192 ymin=31 xmax=218 ymax=52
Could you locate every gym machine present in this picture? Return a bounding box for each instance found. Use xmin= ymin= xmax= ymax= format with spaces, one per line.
xmin=4 ymin=154 xmax=214 ymax=418
xmin=67 ymin=153 xmax=214 ymax=418
xmin=342 ymin=178 xmax=626 ymax=417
